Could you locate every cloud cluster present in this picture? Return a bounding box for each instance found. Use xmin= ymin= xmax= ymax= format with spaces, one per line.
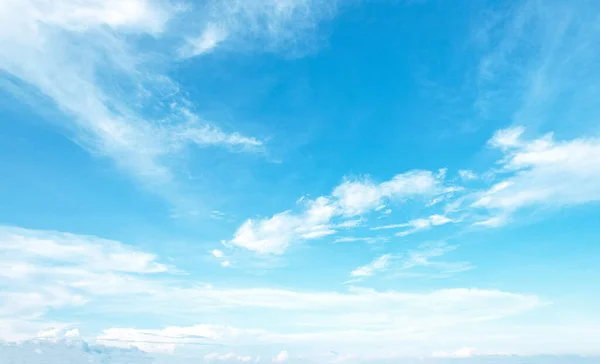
xmin=230 ymin=171 xmax=452 ymax=254
xmin=470 ymin=127 xmax=600 ymax=225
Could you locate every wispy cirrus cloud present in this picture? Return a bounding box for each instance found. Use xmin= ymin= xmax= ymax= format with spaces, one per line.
xmin=371 ymin=214 xmax=454 ymax=237
xmin=469 ymin=126 xmax=600 ymax=226
xmin=350 ymin=254 xmax=392 ymax=278
xmin=348 ymin=242 xmax=473 ymax=281
xmin=474 ymin=0 xmax=600 ymax=134
xmin=0 ymin=0 xmax=263 ymax=208
xmin=179 ymin=0 xmax=340 ymax=58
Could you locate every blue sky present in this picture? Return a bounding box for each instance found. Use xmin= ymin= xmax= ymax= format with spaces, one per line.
xmin=1 ymin=0 xmax=600 ymax=363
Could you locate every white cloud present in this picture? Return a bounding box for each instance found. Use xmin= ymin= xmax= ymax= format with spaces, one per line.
xmin=230 ymin=171 xmax=451 ymax=254
xmin=350 ymin=254 xmax=392 ymax=277
xmin=333 ymin=171 xmax=443 ymax=216
xmin=180 ymin=0 xmax=339 ymax=57
xmin=230 ymin=197 xmax=337 ymax=254
xmin=181 ymin=22 xmax=229 ymax=57
xmin=458 ymin=170 xmax=478 ymax=180
xmin=0 ymin=0 xmax=263 ymax=203
xmin=64 ymin=329 xmax=80 ymax=339
xmin=489 ymin=126 xmax=526 ymax=150
xmin=0 ymin=226 xmax=168 ymax=274
xmin=212 ymin=249 xmax=225 ymax=259
xmin=272 ymin=350 xmax=289 ymax=363
xmin=0 ymin=226 xmax=546 ymax=357
xmin=472 ymin=127 xmax=600 ymax=224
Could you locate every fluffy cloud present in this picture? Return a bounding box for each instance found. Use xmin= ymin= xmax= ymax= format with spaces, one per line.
xmin=230 ymin=171 xmax=451 ymax=254
xmin=332 ymin=171 xmax=444 ymax=216
xmin=471 ymin=127 xmax=600 ymax=225
xmin=212 ymin=249 xmax=225 ymax=259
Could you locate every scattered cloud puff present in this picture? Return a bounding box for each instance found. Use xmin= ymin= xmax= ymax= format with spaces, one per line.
xmin=272 ymin=350 xmax=289 ymax=363
xmin=458 ymin=170 xmax=478 ymax=181
xmin=228 ymin=124 xmax=600 ymax=255
xmin=212 ymin=249 xmax=225 ymax=259
xmin=0 ymin=226 xmax=168 ymax=274
xmin=230 ymin=171 xmax=453 ymax=254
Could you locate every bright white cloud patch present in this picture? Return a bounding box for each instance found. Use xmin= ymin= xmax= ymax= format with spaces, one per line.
xmin=230 ymin=171 xmax=452 ymax=254
xmin=472 ymin=127 xmax=600 ymax=224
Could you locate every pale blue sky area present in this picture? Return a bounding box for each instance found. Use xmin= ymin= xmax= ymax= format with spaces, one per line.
xmin=1 ymin=0 xmax=600 ymax=363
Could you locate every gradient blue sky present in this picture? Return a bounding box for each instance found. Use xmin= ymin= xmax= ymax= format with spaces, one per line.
xmin=1 ymin=0 xmax=600 ymax=363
